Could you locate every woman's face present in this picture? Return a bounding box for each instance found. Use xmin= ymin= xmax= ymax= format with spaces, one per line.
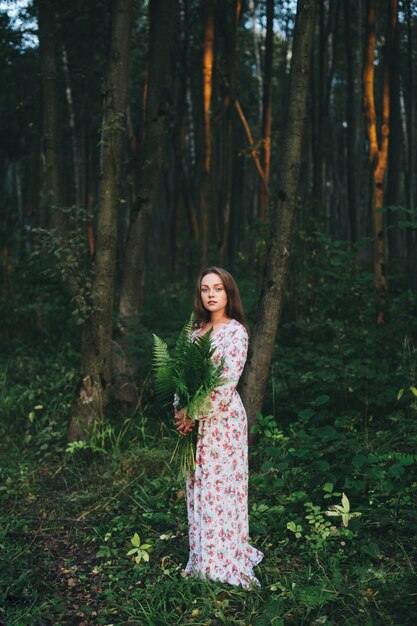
xmin=200 ymin=273 xmax=228 ymax=316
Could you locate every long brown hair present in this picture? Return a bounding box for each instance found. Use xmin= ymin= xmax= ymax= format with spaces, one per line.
xmin=193 ymin=266 xmax=248 ymax=331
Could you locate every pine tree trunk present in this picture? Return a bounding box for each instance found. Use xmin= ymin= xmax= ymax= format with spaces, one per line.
xmin=241 ymin=0 xmax=317 ymax=436
xmin=199 ymin=0 xmax=215 ymax=269
xmin=256 ymin=0 xmax=274 ymax=277
xmin=218 ymin=0 xmax=240 ymax=266
xmin=37 ymin=0 xmax=66 ymax=239
xmin=386 ymin=15 xmax=402 ymax=261
xmin=345 ymin=0 xmax=363 ymax=242
xmin=363 ymin=0 xmax=397 ymax=324
xmin=68 ymin=0 xmax=133 ymax=441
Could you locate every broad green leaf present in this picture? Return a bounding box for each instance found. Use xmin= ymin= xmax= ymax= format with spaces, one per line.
xmin=131 ymin=533 xmax=141 ymax=547
xmin=142 ymin=551 xmax=150 ymax=562
xmin=397 ymin=388 xmax=404 ymax=400
xmin=410 ymin=386 xmax=417 ymax=397
xmin=127 ymin=548 xmax=138 ymax=556
xmin=313 ymin=394 xmax=330 ymax=407
xmin=323 ymin=482 xmax=333 ymax=493
xmin=341 ymin=492 xmax=350 ymax=513
xmin=298 ymin=407 xmax=315 ymax=421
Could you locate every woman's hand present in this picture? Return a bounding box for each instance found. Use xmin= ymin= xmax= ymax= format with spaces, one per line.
xmin=175 ymin=410 xmax=195 ymax=436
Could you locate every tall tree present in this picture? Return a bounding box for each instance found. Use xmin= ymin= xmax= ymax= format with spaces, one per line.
xmin=363 ymin=0 xmax=398 ymax=324
xmin=199 ymin=0 xmax=215 ymax=269
xmin=68 ymin=0 xmax=133 ymax=440
xmin=37 ymin=0 xmax=66 ymax=239
xmin=259 ymin=0 xmax=274 ymax=223
xmin=218 ymin=0 xmax=240 ymax=266
xmin=241 ymin=0 xmax=317 ymax=434
xmin=114 ymin=0 xmax=175 ymax=403
xmin=345 ymin=0 xmax=363 ymax=242
xmin=256 ymin=0 xmax=274 ymax=276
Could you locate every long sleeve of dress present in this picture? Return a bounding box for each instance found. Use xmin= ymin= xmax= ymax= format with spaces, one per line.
xmin=197 ymin=323 xmax=248 ymax=421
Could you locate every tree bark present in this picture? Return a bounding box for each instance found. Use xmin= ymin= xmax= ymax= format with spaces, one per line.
xmin=68 ymin=0 xmax=133 ymax=441
xmin=386 ymin=12 xmax=402 ymax=260
xmin=113 ymin=0 xmax=175 ymax=403
xmin=37 ymin=0 xmax=66 ymax=239
xmin=241 ymin=0 xmax=317 ymax=435
xmin=345 ymin=0 xmax=363 ymax=242
xmin=259 ymin=0 xmax=274 ymax=222
xmin=256 ymin=0 xmax=274 ymax=278
xmin=218 ymin=0 xmax=240 ymax=266
xmin=199 ymin=0 xmax=215 ymax=269
xmin=363 ymin=0 xmax=397 ymax=324
xmin=118 ymin=0 xmax=175 ymax=320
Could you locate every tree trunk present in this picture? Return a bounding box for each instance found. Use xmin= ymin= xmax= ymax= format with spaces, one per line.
xmin=68 ymin=0 xmax=133 ymax=441
xmin=37 ymin=0 xmax=66 ymax=239
xmin=241 ymin=0 xmax=317 ymax=435
xmin=256 ymin=0 xmax=274 ymax=278
xmin=345 ymin=0 xmax=363 ymax=242
xmin=61 ymin=44 xmax=82 ymax=209
xmin=113 ymin=0 xmax=175 ymax=403
xmin=118 ymin=0 xmax=174 ymax=319
xmin=386 ymin=12 xmax=402 ymax=261
xmin=199 ymin=0 xmax=215 ymax=269
xmin=363 ymin=0 xmax=397 ymax=324
xmin=259 ymin=0 xmax=274 ymax=222
xmin=218 ymin=0 xmax=240 ymax=266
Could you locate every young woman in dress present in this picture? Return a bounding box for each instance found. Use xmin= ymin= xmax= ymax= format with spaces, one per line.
xmin=175 ymin=266 xmax=264 ymax=588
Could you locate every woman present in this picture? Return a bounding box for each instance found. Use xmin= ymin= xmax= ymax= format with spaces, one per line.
xmin=175 ymin=266 xmax=264 ymax=588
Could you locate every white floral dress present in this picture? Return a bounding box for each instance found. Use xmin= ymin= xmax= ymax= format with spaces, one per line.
xmin=184 ymin=319 xmax=264 ymax=587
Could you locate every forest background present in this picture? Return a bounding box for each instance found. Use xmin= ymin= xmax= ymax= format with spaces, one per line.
xmin=1 ymin=0 xmax=417 ymax=624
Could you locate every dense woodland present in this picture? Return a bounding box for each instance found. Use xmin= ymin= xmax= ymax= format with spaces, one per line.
xmin=1 ymin=0 xmax=417 ymax=624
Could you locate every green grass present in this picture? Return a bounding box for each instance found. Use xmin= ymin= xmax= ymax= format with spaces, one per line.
xmin=1 ymin=402 xmax=416 ymax=626
xmin=1 ymin=235 xmax=417 ymax=624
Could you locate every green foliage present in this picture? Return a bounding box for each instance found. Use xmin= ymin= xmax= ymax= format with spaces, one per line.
xmin=1 ymin=233 xmax=417 ymax=624
xmin=153 ymin=317 xmax=225 ymax=420
xmin=32 ymin=208 xmax=95 ymax=324
xmin=126 ymin=533 xmax=152 ymax=565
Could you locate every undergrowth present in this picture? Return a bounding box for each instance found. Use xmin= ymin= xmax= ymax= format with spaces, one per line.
xmin=1 ymin=233 xmax=417 ymax=625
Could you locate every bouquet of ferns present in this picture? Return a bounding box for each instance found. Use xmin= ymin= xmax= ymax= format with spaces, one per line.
xmin=153 ymin=318 xmax=225 ymax=476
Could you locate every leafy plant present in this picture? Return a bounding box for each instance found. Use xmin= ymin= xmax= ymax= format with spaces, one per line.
xmin=127 ymin=533 xmax=152 ymax=565
xmin=153 ymin=317 xmax=225 ymax=420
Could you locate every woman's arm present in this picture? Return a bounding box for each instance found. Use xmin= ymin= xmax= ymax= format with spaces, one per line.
xmin=197 ymin=323 xmax=248 ymax=421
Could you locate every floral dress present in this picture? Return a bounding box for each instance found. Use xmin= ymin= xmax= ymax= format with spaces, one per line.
xmin=184 ymin=318 xmax=264 ymax=587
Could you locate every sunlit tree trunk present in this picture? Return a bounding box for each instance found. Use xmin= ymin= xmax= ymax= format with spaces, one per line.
xmin=345 ymin=0 xmax=363 ymax=242
xmin=68 ymin=0 xmax=133 ymax=441
xmin=363 ymin=0 xmax=397 ymax=324
xmin=241 ymin=0 xmax=317 ymax=435
xmin=199 ymin=0 xmax=215 ymax=269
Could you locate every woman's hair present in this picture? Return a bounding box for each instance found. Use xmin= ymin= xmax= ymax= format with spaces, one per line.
xmin=193 ymin=266 xmax=248 ymax=331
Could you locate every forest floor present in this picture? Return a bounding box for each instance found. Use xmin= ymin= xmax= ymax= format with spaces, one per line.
xmin=1 ymin=407 xmax=417 ymax=626
xmin=2 ymin=254 xmax=417 ymax=625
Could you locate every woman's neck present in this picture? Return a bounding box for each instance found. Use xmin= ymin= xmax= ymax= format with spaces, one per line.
xmin=209 ymin=311 xmax=230 ymax=325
